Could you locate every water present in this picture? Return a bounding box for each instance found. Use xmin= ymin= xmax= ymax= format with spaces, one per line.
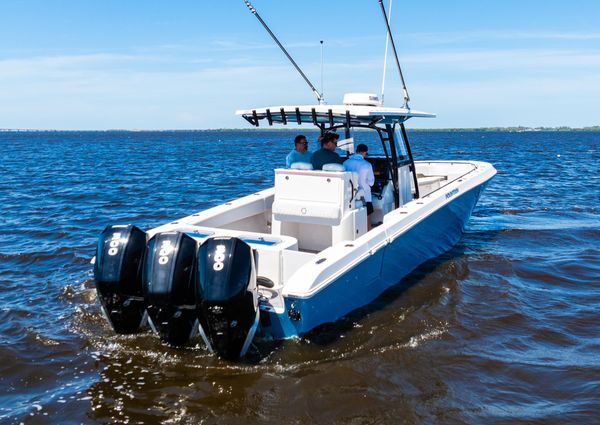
xmin=0 ymin=130 xmax=598 ymax=424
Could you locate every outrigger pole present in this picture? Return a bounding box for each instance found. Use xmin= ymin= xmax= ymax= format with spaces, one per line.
xmin=243 ymin=0 xmax=325 ymax=104
xmin=378 ymin=0 xmax=410 ymax=109
xmin=380 ymin=0 xmax=392 ymax=106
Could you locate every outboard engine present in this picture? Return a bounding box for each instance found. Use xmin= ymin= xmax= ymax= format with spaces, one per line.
xmin=196 ymin=237 xmax=259 ymax=360
xmin=93 ymin=224 xmax=147 ymax=334
xmin=142 ymin=231 xmax=198 ymax=346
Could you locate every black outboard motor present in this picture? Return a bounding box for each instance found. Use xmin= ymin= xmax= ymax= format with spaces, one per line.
xmin=93 ymin=224 xmax=147 ymax=334
xmin=196 ymin=237 xmax=259 ymax=360
xmin=143 ymin=231 xmax=198 ymax=346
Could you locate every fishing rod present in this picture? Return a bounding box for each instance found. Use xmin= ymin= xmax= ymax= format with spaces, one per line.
xmin=378 ymin=0 xmax=410 ymax=109
xmin=380 ymin=0 xmax=392 ymax=106
xmin=243 ymin=0 xmax=324 ymax=104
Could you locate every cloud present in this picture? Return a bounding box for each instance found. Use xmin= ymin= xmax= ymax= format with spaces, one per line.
xmin=404 ymin=30 xmax=600 ymax=46
xmin=0 ymin=53 xmax=165 ymax=79
xmin=402 ymin=48 xmax=600 ymax=71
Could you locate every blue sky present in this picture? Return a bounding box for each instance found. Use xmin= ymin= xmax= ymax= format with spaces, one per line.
xmin=1 ymin=0 xmax=599 ymax=130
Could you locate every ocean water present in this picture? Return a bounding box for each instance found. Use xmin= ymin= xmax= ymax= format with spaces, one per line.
xmin=0 ymin=130 xmax=598 ymax=424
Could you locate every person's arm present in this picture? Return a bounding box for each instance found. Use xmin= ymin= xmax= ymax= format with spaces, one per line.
xmin=357 ymin=166 xmax=369 ymax=190
xmin=285 ymin=151 xmax=294 ymax=168
xmin=366 ymin=164 xmax=375 ymax=186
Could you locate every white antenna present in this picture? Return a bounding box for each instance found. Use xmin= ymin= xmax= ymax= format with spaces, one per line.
xmin=320 ymin=40 xmax=324 ymax=100
xmin=380 ymin=0 xmax=392 ymax=106
xmin=378 ymin=0 xmax=410 ymax=108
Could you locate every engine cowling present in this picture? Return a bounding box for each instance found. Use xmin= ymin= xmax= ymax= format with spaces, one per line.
xmin=142 ymin=231 xmax=198 ymax=346
xmin=196 ymin=237 xmax=259 ymax=360
xmin=93 ymin=224 xmax=147 ymax=334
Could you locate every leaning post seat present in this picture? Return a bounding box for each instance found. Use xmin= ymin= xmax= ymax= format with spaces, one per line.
xmin=272 ymin=168 xmax=357 ymax=225
xmin=271 ymin=168 xmax=367 ymax=251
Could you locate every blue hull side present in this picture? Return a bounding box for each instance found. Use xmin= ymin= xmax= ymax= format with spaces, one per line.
xmin=261 ymin=182 xmax=486 ymax=339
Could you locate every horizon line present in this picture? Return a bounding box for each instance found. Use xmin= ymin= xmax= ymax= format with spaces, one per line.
xmin=1 ymin=125 xmax=599 ymax=133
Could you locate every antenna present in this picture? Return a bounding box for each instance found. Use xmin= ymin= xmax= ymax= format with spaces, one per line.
xmin=320 ymin=40 xmax=324 ymax=101
xmin=380 ymin=0 xmax=392 ymax=106
xmin=378 ymin=0 xmax=410 ymax=109
xmin=243 ymin=0 xmax=324 ymax=104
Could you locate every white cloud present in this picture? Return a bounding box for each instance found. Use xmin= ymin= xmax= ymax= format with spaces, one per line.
xmin=404 ymin=30 xmax=600 ymax=45
xmin=403 ymin=73 xmax=600 ymax=128
xmin=402 ymin=48 xmax=600 ymax=71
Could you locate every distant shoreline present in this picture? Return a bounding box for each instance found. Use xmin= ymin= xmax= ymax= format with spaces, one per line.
xmin=1 ymin=126 xmax=599 ymax=133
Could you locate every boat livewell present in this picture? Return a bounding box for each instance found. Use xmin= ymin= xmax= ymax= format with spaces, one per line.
xmin=92 ymin=1 xmax=496 ymax=359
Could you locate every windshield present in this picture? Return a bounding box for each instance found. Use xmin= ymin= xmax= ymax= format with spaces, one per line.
xmin=345 ymin=129 xmax=388 ymax=157
xmin=326 ymin=124 xmax=411 ymax=165
xmin=339 ymin=125 xmax=408 ymax=162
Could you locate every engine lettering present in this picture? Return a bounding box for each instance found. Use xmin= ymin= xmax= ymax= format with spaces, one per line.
xmin=107 ymin=232 xmax=122 ymax=256
xmin=213 ymin=245 xmax=226 ymax=271
xmin=158 ymin=240 xmax=173 ymax=265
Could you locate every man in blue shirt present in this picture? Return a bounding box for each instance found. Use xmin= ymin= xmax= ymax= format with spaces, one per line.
xmin=286 ymin=135 xmax=312 ymax=168
xmin=343 ymin=143 xmax=375 ymax=230
xmin=310 ymin=133 xmax=344 ymax=170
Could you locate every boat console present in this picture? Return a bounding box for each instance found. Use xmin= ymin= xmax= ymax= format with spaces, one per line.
xmin=366 ymin=157 xmax=396 ymax=224
xmin=368 ymin=157 xmax=392 ymax=198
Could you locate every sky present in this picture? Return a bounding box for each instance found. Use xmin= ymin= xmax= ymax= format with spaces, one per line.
xmin=0 ymin=0 xmax=599 ymax=130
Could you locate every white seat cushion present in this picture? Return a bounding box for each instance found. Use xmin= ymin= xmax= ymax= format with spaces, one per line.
xmin=322 ymin=163 xmax=345 ymax=172
xmin=290 ymin=162 xmax=313 ymax=170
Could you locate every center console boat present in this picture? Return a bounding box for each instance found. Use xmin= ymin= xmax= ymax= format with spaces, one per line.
xmin=92 ymin=1 xmax=496 ymax=359
xmin=93 ymin=94 xmax=495 ymax=359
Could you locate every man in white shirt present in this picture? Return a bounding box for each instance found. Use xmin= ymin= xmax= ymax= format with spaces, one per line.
xmin=343 ymin=144 xmax=375 ymax=230
xmin=285 ymin=135 xmax=312 ymax=168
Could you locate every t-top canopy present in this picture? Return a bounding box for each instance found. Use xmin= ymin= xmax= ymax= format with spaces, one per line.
xmin=235 ymin=104 xmax=436 ymax=127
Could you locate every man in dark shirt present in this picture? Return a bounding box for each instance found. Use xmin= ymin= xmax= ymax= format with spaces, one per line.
xmin=311 ymin=133 xmax=344 ymax=170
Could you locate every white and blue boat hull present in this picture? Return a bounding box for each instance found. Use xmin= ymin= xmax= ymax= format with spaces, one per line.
xmin=262 ymin=181 xmax=488 ymax=339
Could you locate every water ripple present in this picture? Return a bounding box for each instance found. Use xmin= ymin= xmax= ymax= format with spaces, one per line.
xmin=0 ymin=130 xmax=599 ymax=424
